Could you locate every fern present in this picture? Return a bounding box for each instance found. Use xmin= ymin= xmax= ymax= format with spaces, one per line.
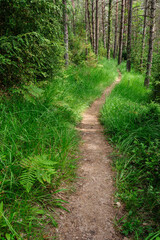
xmin=20 ymin=155 xmax=57 ymax=192
xmin=20 ymin=169 xmax=36 ymax=193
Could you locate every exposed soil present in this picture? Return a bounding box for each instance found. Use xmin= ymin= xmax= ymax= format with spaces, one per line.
xmin=56 ymin=73 xmax=124 ymax=240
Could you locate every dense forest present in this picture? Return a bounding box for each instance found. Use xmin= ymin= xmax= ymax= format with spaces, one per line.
xmin=0 ymin=0 xmax=160 ymax=239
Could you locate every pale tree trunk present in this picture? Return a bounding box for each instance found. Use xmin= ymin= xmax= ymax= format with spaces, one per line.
xmin=85 ymin=0 xmax=88 ymax=56
xmin=86 ymin=0 xmax=93 ymax=45
xmin=113 ymin=0 xmax=118 ymax=59
xmin=102 ymin=0 xmax=106 ymax=49
xmin=92 ymin=0 xmax=96 ymax=52
xmin=140 ymin=0 xmax=149 ymax=69
xmin=126 ymin=0 xmax=133 ymax=71
xmin=63 ymin=0 xmax=69 ymax=66
xmin=71 ymin=0 xmax=75 ymax=35
xmin=95 ymin=0 xmax=99 ymax=55
xmin=123 ymin=0 xmax=128 ymax=49
xmin=118 ymin=0 xmax=125 ymax=65
xmin=107 ymin=0 xmax=112 ymax=59
xmin=144 ymin=0 xmax=156 ymax=87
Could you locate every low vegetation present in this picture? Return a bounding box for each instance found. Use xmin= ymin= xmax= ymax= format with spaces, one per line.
xmin=101 ymin=63 xmax=160 ymax=239
xmin=0 ymin=59 xmax=117 ymax=239
xmin=1 ymin=0 xmax=160 ymax=239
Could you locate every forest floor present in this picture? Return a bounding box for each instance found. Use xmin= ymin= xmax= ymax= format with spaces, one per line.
xmin=54 ymin=73 xmax=127 ymax=240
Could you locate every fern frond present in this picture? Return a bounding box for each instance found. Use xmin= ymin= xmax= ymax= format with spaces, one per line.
xmin=20 ymin=154 xmax=57 ymax=192
xmin=20 ymin=169 xmax=35 ymax=193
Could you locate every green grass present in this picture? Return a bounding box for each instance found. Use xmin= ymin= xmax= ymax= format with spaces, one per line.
xmin=101 ymin=63 xmax=160 ymax=239
xmin=0 ymin=58 xmax=118 ymax=239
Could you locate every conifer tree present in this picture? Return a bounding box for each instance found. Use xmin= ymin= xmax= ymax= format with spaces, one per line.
xmin=92 ymin=0 xmax=96 ymax=52
xmin=140 ymin=0 xmax=149 ymax=69
xmin=95 ymin=0 xmax=99 ymax=55
xmin=113 ymin=0 xmax=119 ymax=59
xmin=107 ymin=0 xmax=112 ymax=59
xmin=86 ymin=0 xmax=93 ymax=45
xmin=144 ymin=0 xmax=156 ymax=86
xmin=63 ymin=0 xmax=69 ymax=66
xmin=118 ymin=0 xmax=125 ymax=65
xmin=126 ymin=0 xmax=133 ymax=71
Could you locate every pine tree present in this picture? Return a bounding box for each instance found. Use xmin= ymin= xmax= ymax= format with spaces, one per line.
xmin=107 ymin=0 xmax=112 ymax=59
xmin=113 ymin=0 xmax=119 ymax=59
xmin=144 ymin=0 xmax=156 ymax=86
xmin=126 ymin=0 xmax=133 ymax=71
xmin=95 ymin=0 xmax=99 ymax=55
xmin=118 ymin=0 xmax=125 ymax=65
xmin=63 ymin=0 xmax=69 ymax=66
xmin=140 ymin=0 xmax=149 ymax=69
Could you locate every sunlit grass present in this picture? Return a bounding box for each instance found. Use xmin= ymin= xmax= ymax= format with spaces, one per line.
xmin=0 ymin=58 xmax=118 ymax=239
xmin=101 ymin=66 xmax=160 ymax=239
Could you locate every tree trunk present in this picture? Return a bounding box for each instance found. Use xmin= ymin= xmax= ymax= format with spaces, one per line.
xmin=86 ymin=0 xmax=93 ymax=45
xmin=113 ymin=0 xmax=118 ymax=59
xmin=85 ymin=0 xmax=88 ymax=56
xmin=107 ymin=0 xmax=112 ymax=59
xmin=102 ymin=0 xmax=106 ymax=49
xmin=92 ymin=0 xmax=95 ymax=52
xmin=123 ymin=0 xmax=128 ymax=49
xmin=144 ymin=0 xmax=156 ymax=87
xmin=71 ymin=0 xmax=75 ymax=35
xmin=118 ymin=0 xmax=125 ymax=65
xmin=95 ymin=0 xmax=99 ymax=55
xmin=126 ymin=0 xmax=133 ymax=71
xmin=140 ymin=0 xmax=149 ymax=70
xmin=63 ymin=0 xmax=69 ymax=66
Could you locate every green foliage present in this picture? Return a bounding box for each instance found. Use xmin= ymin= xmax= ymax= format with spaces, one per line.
xmin=98 ymin=42 xmax=107 ymax=57
xmin=145 ymin=230 xmax=160 ymax=240
xmin=130 ymin=1 xmax=148 ymax=72
xmin=101 ymin=68 xmax=160 ymax=239
xmin=0 ymin=59 xmax=117 ymax=238
xmin=152 ymin=51 xmax=160 ymax=102
xmin=0 ymin=0 xmax=64 ymax=87
xmin=20 ymin=155 xmax=57 ymax=192
xmin=69 ymin=33 xmax=88 ymax=65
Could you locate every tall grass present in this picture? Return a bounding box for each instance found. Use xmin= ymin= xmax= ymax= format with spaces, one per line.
xmin=0 ymin=58 xmax=117 ymax=239
xmin=101 ymin=63 xmax=160 ymax=239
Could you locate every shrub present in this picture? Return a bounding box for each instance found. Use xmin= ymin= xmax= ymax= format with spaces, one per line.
xmin=0 ymin=0 xmax=64 ymax=87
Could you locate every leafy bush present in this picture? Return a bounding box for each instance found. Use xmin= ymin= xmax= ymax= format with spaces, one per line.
xmin=69 ymin=34 xmax=88 ymax=65
xmin=98 ymin=43 xmax=107 ymax=57
xmin=0 ymin=0 xmax=64 ymax=87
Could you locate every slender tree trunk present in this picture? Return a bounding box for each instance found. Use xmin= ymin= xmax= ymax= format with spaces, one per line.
xmin=123 ymin=0 xmax=128 ymax=49
xmin=85 ymin=0 xmax=88 ymax=56
xmin=71 ymin=0 xmax=75 ymax=35
xmin=107 ymin=0 xmax=112 ymax=59
xmin=95 ymin=0 xmax=99 ymax=55
xmin=92 ymin=0 xmax=95 ymax=52
xmin=140 ymin=0 xmax=149 ymax=69
xmin=63 ymin=0 xmax=69 ymax=66
xmin=113 ymin=0 xmax=118 ymax=59
xmin=126 ymin=0 xmax=133 ymax=71
xmin=144 ymin=0 xmax=156 ymax=87
xmin=102 ymin=0 xmax=106 ymax=49
xmin=86 ymin=0 xmax=93 ymax=45
xmin=118 ymin=0 xmax=125 ymax=65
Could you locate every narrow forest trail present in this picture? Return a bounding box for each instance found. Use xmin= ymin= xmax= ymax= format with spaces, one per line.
xmin=56 ymin=73 xmax=124 ymax=240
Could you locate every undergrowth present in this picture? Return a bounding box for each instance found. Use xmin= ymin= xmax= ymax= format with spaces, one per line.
xmin=101 ymin=62 xmax=160 ymax=239
xmin=0 ymin=59 xmax=117 ymax=239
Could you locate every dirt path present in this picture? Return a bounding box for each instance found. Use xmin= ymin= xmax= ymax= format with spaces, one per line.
xmin=57 ymin=74 xmax=123 ymax=240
